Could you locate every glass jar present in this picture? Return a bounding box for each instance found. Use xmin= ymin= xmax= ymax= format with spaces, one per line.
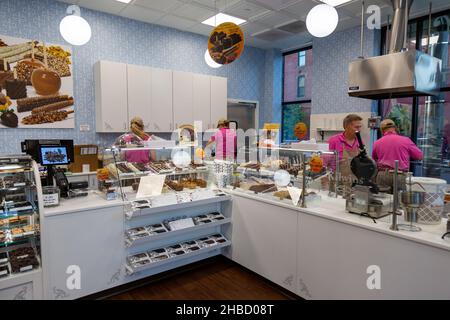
xmin=42 ymin=186 xmax=60 ymax=207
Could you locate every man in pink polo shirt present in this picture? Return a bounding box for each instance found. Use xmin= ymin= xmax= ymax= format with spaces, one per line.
xmin=328 ymin=114 xmax=363 ymax=160
xmin=327 ymin=114 xmax=363 ymax=197
xmin=372 ymin=119 xmax=423 ymax=171
xmin=372 ymin=119 xmax=423 ymax=192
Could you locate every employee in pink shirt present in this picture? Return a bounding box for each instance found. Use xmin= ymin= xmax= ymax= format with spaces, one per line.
xmin=328 ymin=114 xmax=364 ymax=160
xmin=206 ymin=118 xmax=237 ymax=161
xmin=372 ymin=119 xmax=423 ymax=192
xmin=327 ymin=114 xmax=363 ymax=197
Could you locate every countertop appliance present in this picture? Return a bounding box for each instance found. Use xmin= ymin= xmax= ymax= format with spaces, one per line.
xmin=346 ymin=132 xmax=393 ymax=218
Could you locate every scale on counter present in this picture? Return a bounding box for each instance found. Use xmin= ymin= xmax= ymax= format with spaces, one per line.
xmin=345 ymin=131 xmax=392 ymax=219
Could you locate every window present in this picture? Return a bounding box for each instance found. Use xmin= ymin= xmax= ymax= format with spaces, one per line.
xmin=379 ymin=9 xmax=450 ymax=181
xmin=282 ymin=47 xmax=312 ymax=142
xmin=298 ymin=51 xmax=306 ymax=67
xmin=297 ymin=75 xmax=305 ymax=98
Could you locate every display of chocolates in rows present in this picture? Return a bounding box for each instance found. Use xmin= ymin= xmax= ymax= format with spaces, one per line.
xmin=0 ymin=247 xmax=39 ymax=277
xmin=0 ymin=172 xmax=30 ymax=189
xmin=127 ymin=234 xmax=228 ymax=270
xmin=126 ymin=212 xmax=226 ymax=242
xmin=106 ymin=161 xmax=208 ymax=177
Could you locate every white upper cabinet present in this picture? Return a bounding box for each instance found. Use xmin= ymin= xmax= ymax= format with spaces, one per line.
xmin=210 ymin=76 xmax=228 ymax=129
xmin=94 ymin=61 xmax=129 ymax=132
xmin=193 ymin=74 xmax=211 ymax=131
xmin=151 ymin=67 xmax=173 ymax=132
xmin=95 ymin=61 xmax=227 ymax=133
xmin=173 ymin=70 xmax=194 ymax=129
xmin=127 ymin=64 xmax=152 ymax=131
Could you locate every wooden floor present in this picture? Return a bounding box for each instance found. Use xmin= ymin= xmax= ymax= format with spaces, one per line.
xmin=109 ymin=256 xmax=296 ymax=300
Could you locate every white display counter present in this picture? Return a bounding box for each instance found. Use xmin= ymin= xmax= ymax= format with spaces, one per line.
xmin=36 ymin=188 xmax=450 ymax=300
xmin=226 ymin=190 xmax=450 ymax=299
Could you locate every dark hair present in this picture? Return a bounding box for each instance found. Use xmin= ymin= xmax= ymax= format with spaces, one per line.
xmin=343 ymin=114 xmax=363 ymax=128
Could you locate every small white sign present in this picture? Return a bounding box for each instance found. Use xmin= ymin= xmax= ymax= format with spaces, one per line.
xmin=176 ymin=192 xmax=192 ymax=204
xmin=151 ymin=193 xmax=178 ymax=208
xmin=20 ymin=265 xmax=33 ymax=272
xmin=191 ymin=190 xmax=216 ymax=201
xmin=136 ymin=175 xmax=166 ymax=199
xmin=168 ymin=218 xmax=195 ymax=231
xmin=287 ymin=187 xmax=302 ymax=206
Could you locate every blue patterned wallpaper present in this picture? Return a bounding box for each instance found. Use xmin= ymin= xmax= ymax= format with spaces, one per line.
xmin=312 ymin=26 xmax=381 ymax=114
xmin=0 ymin=0 xmax=267 ymax=154
xmin=263 ymin=49 xmax=283 ymax=125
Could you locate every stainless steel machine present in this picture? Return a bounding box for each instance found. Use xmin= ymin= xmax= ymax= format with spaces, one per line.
xmin=345 ymin=132 xmax=393 ymax=218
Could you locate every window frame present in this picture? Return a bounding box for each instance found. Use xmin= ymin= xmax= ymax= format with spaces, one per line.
xmin=297 ymin=75 xmax=305 ymax=98
xmin=282 ymin=46 xmax=313 ymax=142
xmin=298 ymin=50 xmax=306 ymax=67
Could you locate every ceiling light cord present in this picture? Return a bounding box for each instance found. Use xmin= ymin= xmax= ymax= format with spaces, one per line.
xmin=359 ymin=0 xmax=365 ymax=59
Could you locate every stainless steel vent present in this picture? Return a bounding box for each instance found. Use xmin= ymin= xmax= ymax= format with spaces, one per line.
xmin=348 ymin=0 xmax=442 ymax=100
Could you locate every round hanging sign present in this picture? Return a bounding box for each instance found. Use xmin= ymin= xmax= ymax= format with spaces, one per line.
xmin=208 ymin=22 xmax=244 ymax=65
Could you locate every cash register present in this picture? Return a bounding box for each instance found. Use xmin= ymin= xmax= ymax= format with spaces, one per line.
xmin=21 ymin=139 xmax=87 ymax=198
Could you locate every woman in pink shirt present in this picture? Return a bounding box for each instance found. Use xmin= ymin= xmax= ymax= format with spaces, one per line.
xmin=206 ymin=119 xmax=237 ymax=161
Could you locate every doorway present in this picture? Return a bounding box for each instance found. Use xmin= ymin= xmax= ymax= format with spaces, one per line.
xmin=227 ymin=99 xmax=259 ymax=131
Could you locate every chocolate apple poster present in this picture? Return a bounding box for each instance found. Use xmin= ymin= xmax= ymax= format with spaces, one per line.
xmin=0 ymin=34 xmax=74 ymax=129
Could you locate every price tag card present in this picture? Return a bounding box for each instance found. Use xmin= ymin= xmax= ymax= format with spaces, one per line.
xmin=168 ymin=218 xmax=195 ymax=231
xmin=287 ymin=187 xmax=302 ymax=206
xmin=20 ymin=265 xmax=33 ymax=273
xmin=150 ymin=193 xmax=177 ymax=208
xmin=191 ymin=189 xmax=216 ymax=202
xmin=176 ymin=192 xmax=192 ymax=204
xmin=136 ymin=175 xmax=166 ymax=199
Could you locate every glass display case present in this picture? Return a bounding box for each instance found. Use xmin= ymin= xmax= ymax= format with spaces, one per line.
xmin=0 ymin=155 xmax=41 ymax=279
xmin=229 ymin=145 xmax=339 ymax=207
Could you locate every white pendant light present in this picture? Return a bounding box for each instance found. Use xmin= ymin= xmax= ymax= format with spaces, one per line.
xmin=204 ymin=49 xmax=222 ymax=68
xmin=306 ymin=4 xmax=339 ymax=38
xmin=60 ymin=5 xmax=92 ymax=46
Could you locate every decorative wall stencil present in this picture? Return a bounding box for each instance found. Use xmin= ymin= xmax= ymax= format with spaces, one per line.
xmin=13 ymin=285 xmax=28 ymax=300
xmin=208 ymin=22 xmax=244 ymax=65
xmin=298 ymin=278 xmax=312 ymax=298
xmin=0 ymin=35 xmax=74 ymax=129
xmin=283 ymin=275 xmax=294 ymax=287
xmin=53 ymin=286 xmax=69 ymax=299
xmin=108 ymin=268 xmax=122 ymax=285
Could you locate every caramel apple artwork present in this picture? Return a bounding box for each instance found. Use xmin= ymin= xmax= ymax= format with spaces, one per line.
xmin=0 ymin=34 xmax=74 ymax=129
xmin=31 ymin=43 xmax=62 ymax=96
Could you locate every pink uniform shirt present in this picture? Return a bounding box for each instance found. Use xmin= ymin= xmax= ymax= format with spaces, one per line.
xmin=124 ymin=134 xmax=150 ymax=163
xmin=328 ymin=132 xmax=362 ymax=160
xmin=372 ymin=131 xmax=423 ymax=171
xmin=211 ymin=128 xmax=237 ymax=161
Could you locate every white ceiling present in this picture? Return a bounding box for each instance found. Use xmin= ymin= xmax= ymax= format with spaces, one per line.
xmin=57 ymin=0 xmax=450 ymax=50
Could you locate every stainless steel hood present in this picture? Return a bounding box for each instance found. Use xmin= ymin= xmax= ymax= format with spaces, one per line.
xmin=348 ymin=0 xmax=442 ymax=100
xmin=348 ymin=50 xmax=442 ymax=99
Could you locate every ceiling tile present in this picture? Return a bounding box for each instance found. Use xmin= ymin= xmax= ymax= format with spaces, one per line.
xmin=77 ymin=0 xmax=127 ymax=15
xmin=134 ymin=0 xmax=184 ymax=12
xmin=120 ymin=5 xmax=166 ymax=24
xmin=245 ymin=36 xmax=274 ymax=49
xmin=187 ymin=23 xmax=214 ymax=36
xmin=192 ymin=0 xmax=241 ymax=11
xmin=157 ymin=14 xmax=198 ymax=30
xmin=277 ymin=20 xmax=307 ymax=34
xmin=253 ymin=29 xmax=293 ymax=41
xmin=172 ymin=3 xmax=216 ymax=22
xmin=225 ymin=1 xmax=271 ymax=20
xmin=252 ymin=11 xmax=297 ymax=27
xmin=251 ymin=0 xmax=302 ymax=11
xmin=281 ymin=0 xmax=320 ymax=20
xmin=241 ymin=22 xmax=270 ymax=36
xmin=57 ymin=0 xmax=79 ymax=4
